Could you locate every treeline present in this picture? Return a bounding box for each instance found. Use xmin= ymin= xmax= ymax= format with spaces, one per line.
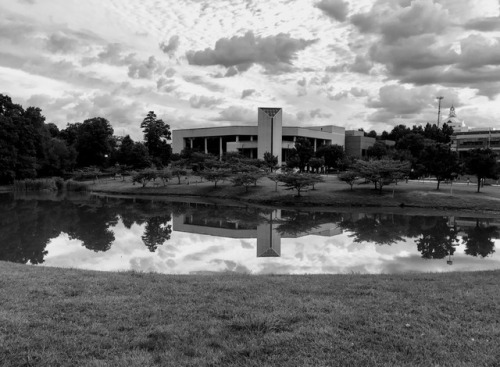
xmin=0 ymin=94 xmax=171 ymax=184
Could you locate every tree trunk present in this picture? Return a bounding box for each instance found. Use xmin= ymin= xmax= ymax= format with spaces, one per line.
xmin=436 ymin=180 xmax=441 ymax=190
xmin=477 ymin=178 xmax=481 ymax=193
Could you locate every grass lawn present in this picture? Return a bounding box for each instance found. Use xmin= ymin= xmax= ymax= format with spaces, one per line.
xmin=89 ymin=175 xmax=500 ymax=214
xmin=1 ymin=262 xmax=499 ymax=366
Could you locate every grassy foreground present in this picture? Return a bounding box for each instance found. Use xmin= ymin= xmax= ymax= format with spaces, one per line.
xmin=90 ymin=175 xmax=500 ymax=213
xmin=1 ymin=262 xmax=499 ymax=367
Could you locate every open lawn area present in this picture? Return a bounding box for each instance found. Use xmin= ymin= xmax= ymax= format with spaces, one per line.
xmin=89 ymin=175 xmax=500 ymax=214
xmin=1 ymin=262 xmax=499 ymax=366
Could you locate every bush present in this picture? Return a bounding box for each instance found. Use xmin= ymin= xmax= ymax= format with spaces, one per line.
xmin=13 ymin=179 xmax=57 ymax=192
xmin=65 ymin=180 xmax=89 ymax=192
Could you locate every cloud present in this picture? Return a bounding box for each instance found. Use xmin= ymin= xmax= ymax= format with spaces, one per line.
xmin=189 ymin=95 xmax=224 ymax=109
xmin=183 ymin=75 xmax=225 ymax=92
xmin=45 ymin=32 xmax=79 ymax=53
xmin=159 ymin=35 xmax=180 ymax=57
xmin=165 ymin=68 xmax=176 ymax=77
xmin=351 ymin=0 xmax=450 ymax=42
xmin=328 ymin=91 xmax=348 ymax=100
xmin=156 ymin=77 xmax=177 ymax=93
xmin=186 ymin=31 xmax=316 ymax=74
xmin=212 ymin=105 xmax=255 ymax=124
xmin=366 ymin=84 xmax=461 ymax=123
xmin=464 ymin=16 xmax=500 ymax=32
xmin=127 ymin=56 xmax=164 ymax=79
xmin=315 ymin=0 xmax=349 ymax=22
xmin=309 ymin=109 xmax=332 ymax=118
xmin=241 ymin=89 xmax=256 ymax=99
xmin=350 ymin=87 xmax=369 ymax=97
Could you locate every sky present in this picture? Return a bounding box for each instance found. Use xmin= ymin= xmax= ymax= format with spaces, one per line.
xmin=43 ymin=218 xmax=500 ymax=275
xmin=1 ymin=0 xmax=500 ymax=140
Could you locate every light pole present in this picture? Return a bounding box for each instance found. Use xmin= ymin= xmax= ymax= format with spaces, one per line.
xmin=436 ymin=96 xmax=444 ymax=127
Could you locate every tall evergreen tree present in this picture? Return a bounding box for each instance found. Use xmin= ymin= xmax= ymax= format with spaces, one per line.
xmin=140 ymin=111 xmax=172 ymax=167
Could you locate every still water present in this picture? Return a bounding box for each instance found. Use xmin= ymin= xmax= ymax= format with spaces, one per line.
xmin=1 ymin=192 xmax=499 ymax=274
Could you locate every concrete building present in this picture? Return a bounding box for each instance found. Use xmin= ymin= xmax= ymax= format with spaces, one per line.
xmin=451 ymin=129 xmax=500 ymax=160
xmin=447 ymin=105 xmax=500 ymax=160
xmin=172 ymin=107 xmax=345 ymax=165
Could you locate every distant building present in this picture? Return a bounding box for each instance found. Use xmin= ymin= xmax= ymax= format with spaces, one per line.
xmin=344 ymin=130 xmax=395 ymax=158
xmin=442 ymin=105 xmax=467 ymax=132
xmin=172 ymin=107 xmax=345 ymax=165
xmin=447 ymin=106 xmax=500 ymax=160
xmin=451 ymin=129 xmax=500 ymax=160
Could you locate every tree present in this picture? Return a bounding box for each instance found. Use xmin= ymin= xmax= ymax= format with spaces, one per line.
xmin=416 ymin=217 xmax=459 ymax=259
xmin=338 ymin=171 xmax=358 ymax=191
xmin=308 ymin=157 xmax=324 ymax=173
xmin=316 ymin=144 xmax=345 ymax=171
xmin=277 ymin=172 xmax=322 ymax=197
xmin=288 ymin=138 xmax=314 ymax=172
xmin=464 ymin=148 xmax=499 ymax=193
xmin=462 ymin=220 xmax=498 ymax=258
xmin=420 ymin=143 xmax=461 ymax=190
xmin=74 ymin=117 xmax=115 ymax=168
xmin=157 ymin=169 xmax=172 ymax=186
xmin=366 ymin=141 xmax=388 ymax=159
xmin=198 ymin=169 xmax=231 ymax=187
xmin=141 ymin=111 xmax=172 ymax=167
xmin=171 ymin=164 xmax=188 ymax=184
xmin=231 ymin=172 xmax=262 ymax=192
xmin=353 ymin=159 xmax=411 ymax=193
xmin=267 ymin=173 xmax=281 ymax=192
xmin=263 ymin=152 xmax=279 ymax=172
xmin=132 ymin=169 xmax=158 ymax=187
xmin=141 ymin=215 xmax=172 ymax=252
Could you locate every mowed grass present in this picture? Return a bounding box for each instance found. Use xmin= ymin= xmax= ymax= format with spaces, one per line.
xmin=1 ymin=262 xmax=499 ymax=367
xmin=90 ymin=175 xmax=500 ymax=213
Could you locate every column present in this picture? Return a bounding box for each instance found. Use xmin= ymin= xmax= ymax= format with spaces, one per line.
xmin=219 ymin=137 xmax=223 ymax=158
xmin=204 ymin=138 xmax=208 ymax=154
xmin=189 ymin=138 xmax=193 ymax=149
xmin=314 ymin=138 xmax=317 ymax=152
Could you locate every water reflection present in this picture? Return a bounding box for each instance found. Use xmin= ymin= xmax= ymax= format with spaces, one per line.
xmin=0 ymin=192 xmax=498 ymax=274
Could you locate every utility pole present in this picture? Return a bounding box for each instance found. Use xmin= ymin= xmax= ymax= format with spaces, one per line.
xmin=436 ymin=96 xmax=444 ymax=127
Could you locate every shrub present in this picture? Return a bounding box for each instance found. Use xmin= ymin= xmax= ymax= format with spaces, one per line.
xmin=65 ymin=180 xmax=89 ymax=192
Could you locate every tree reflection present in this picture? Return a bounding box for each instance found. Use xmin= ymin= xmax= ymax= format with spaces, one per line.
xmin=141 ymin=215 xmax=172 ymax=252
xmin=414 ymin=217 xmax=459 ymax=259
xmin=338 ymin=213 xmax=409 ymax=245
xmin=462 ymin=220 xmax=498 ymax=258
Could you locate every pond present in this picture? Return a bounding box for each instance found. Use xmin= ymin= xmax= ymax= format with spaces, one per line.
xmin=1 ymin=192 xmax=499 ymax=274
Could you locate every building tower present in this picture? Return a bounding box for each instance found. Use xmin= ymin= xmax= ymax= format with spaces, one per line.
xmin=257 ymin=107 xmax=283 ymax=165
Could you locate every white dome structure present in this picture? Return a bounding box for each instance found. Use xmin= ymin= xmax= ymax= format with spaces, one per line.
xmin=442 ymin=105 xmax=467 ymax=132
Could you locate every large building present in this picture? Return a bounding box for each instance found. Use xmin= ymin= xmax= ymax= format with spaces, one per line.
xmin=172 ymin=107 xmax=345 ymax=165
xmin=447 ymin=105 xmax=500 ymax=160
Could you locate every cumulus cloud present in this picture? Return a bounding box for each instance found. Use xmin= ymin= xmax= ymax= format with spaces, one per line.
xmin=212 ymin=105 xmax=255 ymax=124
xmin=128 ymin=56 xmax=164 ymax=79
xmin=241 ymin=89 xmax=256 ymax=99
xmin=183 ymin=75 xmax=225 ymax=92
xmin=309 ymin=108 xmax=332 ymax=118
xmin=328 ymin=91 xmax=348 ymax=100
xmin=165 ymin=67 xmax=176 ymax=77
xmin=366 ymin=84 xmax=460 ymax=122
xmin=315 ymin=0 xmax=349 ymax=22
xmin=156 ymin=77 xmax=177 ymax=93
xmin=189 ymin=95 xmax=224 ymax=109
xmin=349 ymin=87 xmax=369 ymax=97
xmin=45 ymin=33 xmax=79 ymax=53
xmin=464 ymin=16 xmax=500 ymax=32
xmin=186 ymin=31 xmax=316 ymax=74
xmin=159 ymin=35 xmax=180 ymax=57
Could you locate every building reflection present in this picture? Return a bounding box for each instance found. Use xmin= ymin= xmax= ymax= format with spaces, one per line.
xmin=173 ymin=209 xmax=342 ymax=258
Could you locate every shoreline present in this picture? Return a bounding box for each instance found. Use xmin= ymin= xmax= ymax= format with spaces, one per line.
xmin=3 ymin=176 xmax=500 ymax=215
